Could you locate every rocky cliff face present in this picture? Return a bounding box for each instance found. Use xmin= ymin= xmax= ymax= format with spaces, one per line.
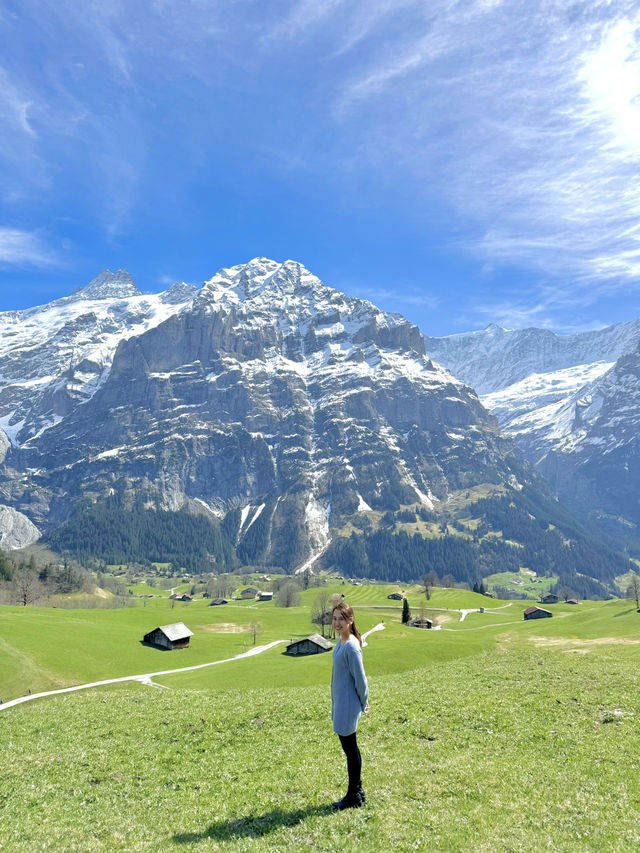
xmin=1 ymin=258 xmax=541 ymax=568
xmin=0 ymin=270 xmax=197 ymax=449
xmin=427 ymin=322 xmax=640 ymax=548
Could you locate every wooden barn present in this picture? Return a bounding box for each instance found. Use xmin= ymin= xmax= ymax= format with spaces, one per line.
xmin=285 ymin=634 xmax=333 ymax=656
xmin=143 ymin=623 xmax=194 ymax=650
xmin=524 ymin=606 xmax=552 ymax=620
xmin=540 ymin=593 xmax=558 ymax=604
xmin=208 ymin=598 xmax=228 ymax=606
xmin=409 ymin=616 xmax=433 ymax=629
xmin=240 ymin=587 xmax=259 ymax=599
xmin=256 ymin=591 xmax=273 ymax=601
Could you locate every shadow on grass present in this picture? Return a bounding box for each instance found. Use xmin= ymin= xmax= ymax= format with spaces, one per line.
xmin=612 ymin=608 xmax=638 ymax=617
xmin=173 ymin=804 xmax=333 ymax=842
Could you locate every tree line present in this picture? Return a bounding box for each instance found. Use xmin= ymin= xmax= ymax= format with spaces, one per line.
xmin=45 ymin=499 xmax=237 ymax=572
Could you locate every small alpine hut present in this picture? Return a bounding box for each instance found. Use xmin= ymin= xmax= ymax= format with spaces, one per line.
xmin=143 ymin=623 xmax=194 ymax=650
xmin=240 ymin=587 xmax=260 ymax=599
xmin=209 ymin=598 xmax=228 ymax=606
xmin=409 ymin=616 xmax=433 ymax=629
xmin=523 ymin=606 xmax=552 ymax=620
xmin=285 ymin=634 xmax=333 ymax=656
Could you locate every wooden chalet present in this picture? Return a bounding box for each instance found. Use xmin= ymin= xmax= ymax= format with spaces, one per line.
xmin=208 ymin=598 xmax=228 ymax=606
xmin=240 ymin=587 xmax=260 ymax=599
xmin=171 ymin=593 xmax=193 ymax=602
xmin=285 ymin=634 xmax=333 ymax=656
xmin=523 ymin=606 xmax=552 ymax=620
xmin=409 ymin=616 xmax=433 ymax=629
xmin=540 ymin=593 xmax=558 ymax=604
xmin=256 ymin=591 xmax=273 ymax=601
xmin=143 ymin=623 xmax=194 ymax=650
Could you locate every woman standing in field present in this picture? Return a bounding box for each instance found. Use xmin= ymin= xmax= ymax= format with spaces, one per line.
xmin=330 ymin=602 xmax=369 ymax=810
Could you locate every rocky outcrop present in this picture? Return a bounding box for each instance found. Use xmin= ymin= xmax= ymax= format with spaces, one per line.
xmin=0 ymin=505 xmax=40 ymax=549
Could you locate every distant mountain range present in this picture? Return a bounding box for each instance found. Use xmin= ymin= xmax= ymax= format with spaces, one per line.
xmin=0 ymin=260 xmax=632 ymax=591
xmin=426 ymin=322 xmax=640 ymax=552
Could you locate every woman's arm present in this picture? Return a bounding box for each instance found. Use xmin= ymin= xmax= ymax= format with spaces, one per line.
xmin=346 ymin=644 xmax=369 ymax=710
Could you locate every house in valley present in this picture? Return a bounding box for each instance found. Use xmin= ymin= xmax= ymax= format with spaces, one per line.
xmin=285 ymin=634 xmax=333 ymax=656
xmin=240 ymin=587 xmax=259 ymax=599
xmin=523 ymin=606 xmax=552 ymax=620
xmin=409 ymin=616 xmax=433 ymax=629
xmin=143 ymin=623 xmax=194 ymax=650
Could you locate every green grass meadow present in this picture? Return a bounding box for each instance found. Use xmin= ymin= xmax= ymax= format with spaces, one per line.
xmin=1 ymin=588 xmax=639 ymax=851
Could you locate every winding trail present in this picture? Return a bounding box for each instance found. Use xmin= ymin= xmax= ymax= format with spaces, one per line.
xmin=0 ymin=640 xmax=285 ymax=712
xmin=1 ymin=622 xmax=389 ymax=712
xmin=362 ymin=621 xmax=385 ymax=646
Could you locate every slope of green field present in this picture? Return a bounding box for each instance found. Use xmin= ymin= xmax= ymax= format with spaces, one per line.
xmin=0 ymin=585 xmax=505 ymax=698
xmin=483 ymin=569 xmax=556 ymax=598
xmin=1 ymin=633 xmax=638 ymax=852
xmin=3 ymin=586 xmax=639 ymax=704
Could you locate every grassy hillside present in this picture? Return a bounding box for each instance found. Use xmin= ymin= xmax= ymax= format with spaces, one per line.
xmin=2 ymin=586 xmax=639 ymax=703
xmin=483 ymin=569 xmax=556 ymax=598
xmin=1 ymin=633 xmax=639 ymax=852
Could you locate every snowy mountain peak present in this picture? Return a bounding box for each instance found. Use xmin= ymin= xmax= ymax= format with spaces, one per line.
xmin=76 ymin=269 xmax=139 ymax=300
xmin=160 ymin=282 xmax=198 ymax=305
xmin=200 ymin=257 xmax=323 ymax=301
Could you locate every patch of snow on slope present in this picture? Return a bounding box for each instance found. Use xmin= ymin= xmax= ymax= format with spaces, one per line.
xmin=357 ymin=493 xmax=372 ymax=512
xmin=244 ymin=503 xmax=266 ymax=533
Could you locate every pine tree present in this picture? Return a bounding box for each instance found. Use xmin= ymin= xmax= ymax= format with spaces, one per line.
xmin=402 ymin=597 xmax=411 ymax=624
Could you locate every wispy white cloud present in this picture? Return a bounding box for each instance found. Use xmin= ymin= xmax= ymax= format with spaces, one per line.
xmin=260 ymin=0 xmax=346 ymax=43
xmin=3 ymin=0 xmax=640 ymax=330
xmin=324 ymin=1 xmax=640 ymax=302
xmin=0 ymin=228 xmax=58 ymax=267
xmin=348 ymin=284 xmax=439 ymax=311
xmin=0 ymin=67 xmax=37 ymax=137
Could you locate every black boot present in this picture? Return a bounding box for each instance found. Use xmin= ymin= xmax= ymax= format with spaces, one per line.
xmin=332 ymin=791 xmax=362 ymax=810
xmin=357 ymin=783 xmax=366 ymax=805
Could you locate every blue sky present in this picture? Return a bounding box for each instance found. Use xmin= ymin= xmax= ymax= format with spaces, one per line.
xmin=1 ymin=1 xmax=639 ymax=336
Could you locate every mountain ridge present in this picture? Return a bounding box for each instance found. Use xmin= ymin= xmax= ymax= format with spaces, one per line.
xmin=0 ymin=259 xmax=632 ymax=587
xmin=427 ymin=321 xmax=640 ymax=550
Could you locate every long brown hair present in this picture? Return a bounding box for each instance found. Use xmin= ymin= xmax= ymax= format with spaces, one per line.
xmin=332 ymin=602 xmax=362 ymax=647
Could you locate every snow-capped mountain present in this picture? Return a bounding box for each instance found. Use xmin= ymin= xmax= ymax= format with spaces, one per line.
xmin=425 ymin=321 xmax=640 ymax=396
xmin=426 ymin=322 xmax=640 ymax=546
xmin=0 ymin=258 xmax=538 ymax=564
xmin=0 ymin=269 xmax=197 ymax=448
xmin=0 ymin=270 xmax=197 ymax=545
xmin=0 ymin=258 xmax=630 ymax=582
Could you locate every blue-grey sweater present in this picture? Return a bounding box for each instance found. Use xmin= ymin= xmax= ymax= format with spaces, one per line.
xmin=331 ymin=635 xmax=369 ymax=736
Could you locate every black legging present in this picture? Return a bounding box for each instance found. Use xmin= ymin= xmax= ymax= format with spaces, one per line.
xmin=338 ymin=732 xmax=362 ymax=795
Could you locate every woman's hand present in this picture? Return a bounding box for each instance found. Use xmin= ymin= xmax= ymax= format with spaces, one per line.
xmin=364 ymin=703 xmax=370 ymax=713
